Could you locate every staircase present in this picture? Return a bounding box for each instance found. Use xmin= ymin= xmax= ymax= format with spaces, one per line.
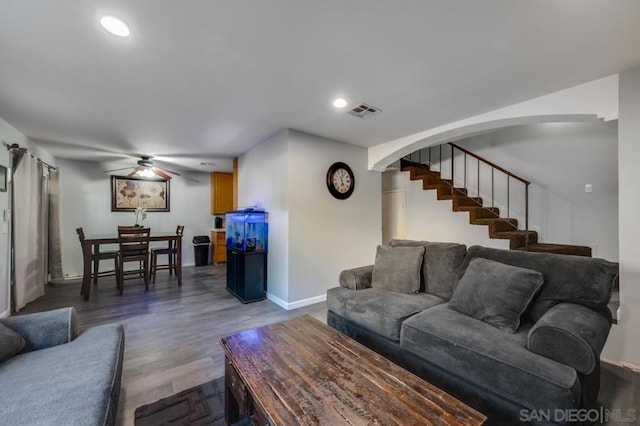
xmin=400 ymin=146 xmax=592 ymax=257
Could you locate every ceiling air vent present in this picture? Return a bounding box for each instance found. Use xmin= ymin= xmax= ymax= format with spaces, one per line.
xmin=347 ymin=103 xmax=381 ymax=119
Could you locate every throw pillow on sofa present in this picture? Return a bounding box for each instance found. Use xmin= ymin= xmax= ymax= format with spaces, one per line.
xmin=390 ymin=239 xmax=466 ymax=299
xmin=372 ymin=245 xmax=425 ymax=294
xmin=0 ymin=323 xmax=25 ymax=363
xmin=449 ymin=258 xmax=544 ymax=333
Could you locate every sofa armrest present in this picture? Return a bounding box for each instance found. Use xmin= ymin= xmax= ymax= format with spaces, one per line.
xmin=527 ymin=303 xmax=610 ymax=375
xmin=339 ymin=265 xmax=374 ymax=290
xmin=0 ymin=307 xmax=78 ymax=353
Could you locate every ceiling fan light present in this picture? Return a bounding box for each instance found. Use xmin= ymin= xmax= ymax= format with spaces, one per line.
xmin=137 ymin=168 xmax=156 ymax=178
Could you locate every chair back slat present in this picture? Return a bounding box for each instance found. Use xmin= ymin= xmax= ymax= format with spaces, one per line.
xmin=76 ymin=228 xmax=86 ymax=254
xmin=76 ymin=227 xmax=86 ymax=242
xmin=118 ymin=226 xmax=151 ymax=257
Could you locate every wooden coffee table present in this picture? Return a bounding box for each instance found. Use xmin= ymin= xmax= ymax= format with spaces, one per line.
xmin=220 ymin=315 xmax=485 ymax=425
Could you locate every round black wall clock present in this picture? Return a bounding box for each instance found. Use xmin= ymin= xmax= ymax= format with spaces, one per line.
xmin=326 ymin=162 xmax=355 ymax=200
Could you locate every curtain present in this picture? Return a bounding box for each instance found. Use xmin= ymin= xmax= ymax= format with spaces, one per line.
xmin=12 ymin=153 xmax=45 ymax=311
xmin=48 ymin=169 xmax=63 ymax=281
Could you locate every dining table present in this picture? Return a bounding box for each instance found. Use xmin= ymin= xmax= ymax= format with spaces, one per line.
xmin=81 ymin=231 xmax=183 ymax=301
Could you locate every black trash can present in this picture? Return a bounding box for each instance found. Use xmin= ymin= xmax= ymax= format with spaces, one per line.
xmin=193 ymin=235 xmax=211 ymax=266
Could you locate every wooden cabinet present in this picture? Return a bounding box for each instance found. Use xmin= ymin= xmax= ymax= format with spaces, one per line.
xmin=211 ymin=172 xmax=233 ymax=214
xmin=211 ymin=230 xmax=227 ymax=264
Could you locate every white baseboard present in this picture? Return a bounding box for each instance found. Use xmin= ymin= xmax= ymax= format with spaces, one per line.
xmin=266 ymin=293 xmax=327 ymax=311
xmin=601 ymin=355 xmax=640 ymax=372
xmin=0 ymin=308 xmax=10 ymax=318
xmin=63 ymin=274 xmax=82 ymax=280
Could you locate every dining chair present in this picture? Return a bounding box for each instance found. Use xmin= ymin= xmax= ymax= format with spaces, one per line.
xmin=150 ymin=225 xmax=184 ymax=283
xmin=117 ymin=225 xmax=147 ymax=277
xmin=116 ymin=226 xmax=151 ymax=295
xmin=76 ymin=227 xmax=119 ymax=294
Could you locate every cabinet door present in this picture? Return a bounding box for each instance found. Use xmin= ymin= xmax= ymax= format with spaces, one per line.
xmin=235 ymin=252 xmax=246 ymax=299
xmin=243 ymin=253 xmax=265 ymax=301
xmin=226 ymin=249 xmax=238 ymax=294
xmin=211 ymin=172 xmax=233 ymax=214
xmin=210 ymin=231 xmax=216 ymax=264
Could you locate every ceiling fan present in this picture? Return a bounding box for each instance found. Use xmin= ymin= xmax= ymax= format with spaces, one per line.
xmin=104 ymin=156 xmax=181 ymax=179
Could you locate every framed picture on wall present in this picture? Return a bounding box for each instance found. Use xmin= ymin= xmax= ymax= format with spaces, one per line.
xmin=110 ymin=175 xmax=170 ymax=212
xmin=0 ymin=165 xmax=7 ymax=192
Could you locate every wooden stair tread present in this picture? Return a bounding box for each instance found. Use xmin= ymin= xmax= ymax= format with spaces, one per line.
xmin=517 ymin=243 xmax=592 ymax=257
xmin=453 ymin=205 xmax=485 ymax=212
xmin=471 ymin=218 xmax=517 ymax=226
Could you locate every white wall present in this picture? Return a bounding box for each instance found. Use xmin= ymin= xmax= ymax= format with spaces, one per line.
xmin=238 ymin=130 xmax=290 ymax=303
xmin=57 ymin=158 xmax=212 ymax=277
xmin=238 ymin=129 xmax=381 ymax=308
xmin=603 ymin=66 xmax=640 ymax=366
xmin=457 ymin=122 xmax=618 ymax=261
xmin=287 ymin=130 xmax=381 ymax=304
xmin=369 ymin=74 xmax=618 ymax=170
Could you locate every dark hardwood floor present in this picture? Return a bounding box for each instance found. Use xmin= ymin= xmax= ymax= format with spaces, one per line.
xmin=19 ymin=264 xmax=640 ymax=426
xmin=19 ymin=264 xmax=326 ymax=426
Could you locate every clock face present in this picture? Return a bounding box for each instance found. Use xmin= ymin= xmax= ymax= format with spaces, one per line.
xmin=332 ymin=168 xmax=352 ymax=193
xmin=326 ymin=162 xmax=355 ymax=199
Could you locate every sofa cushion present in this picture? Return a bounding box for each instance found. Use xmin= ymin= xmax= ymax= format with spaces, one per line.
xmin=390 ymin=240 xmax=466 ymax=299
xmin=400 ymin=304 xmax=581 ymax=411
xmin=372 ymin=245 xmax=424 ymax=294
xmin=0 ymin=324 xmax=124 ymax=426
xmin=449 ymin=258 xmax=544 ymax=333
xmin=0 ymin=323 xmax=25 ymax=363
xmin=459 ymin=246 xmax=618 ymax=323
xmin=327 ymin=286 xmax=443 ymax=341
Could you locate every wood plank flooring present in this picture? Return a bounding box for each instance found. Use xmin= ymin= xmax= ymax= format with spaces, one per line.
xmin=18 ymin=264 xmax=640 ymax=426
xmin=19 ymin=264 xmax=326 ymax=426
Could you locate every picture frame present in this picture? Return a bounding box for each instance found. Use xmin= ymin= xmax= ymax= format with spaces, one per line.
xmin=110 ymin=175 xmax=170 ymax=212
xmin=0 ymin=165 xmax=7 ymax=192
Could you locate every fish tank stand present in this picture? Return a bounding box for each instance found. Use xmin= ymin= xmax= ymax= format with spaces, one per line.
xmin=226 ymin=248 xmax=266 ymax=303
xmin=225 ymin=209 xmax=268 ymax=303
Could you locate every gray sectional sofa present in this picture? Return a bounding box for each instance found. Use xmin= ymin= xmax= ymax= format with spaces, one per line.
xmin=0 ymin=307 xmax=124 ymax=426
xmin=327 ymin=240 xmax=618 ymax=425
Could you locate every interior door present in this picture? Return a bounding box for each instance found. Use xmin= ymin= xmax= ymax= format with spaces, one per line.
xmin=382 ymin=190 xmax=405 ymax=245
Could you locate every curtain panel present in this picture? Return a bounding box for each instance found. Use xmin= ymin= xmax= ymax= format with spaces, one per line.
xmin=12 ymin=154 xmax=45 ymax=310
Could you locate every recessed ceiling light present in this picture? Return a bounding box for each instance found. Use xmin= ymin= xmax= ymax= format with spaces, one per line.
xmin=332 ymin=98 xmax=348 ymax=108
xmin=100 ymin=16 xmax=130 ymax=37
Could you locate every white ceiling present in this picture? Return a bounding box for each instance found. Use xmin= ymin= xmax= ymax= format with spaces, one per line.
xmin=0 ymin=1 xmax=639 ymax=171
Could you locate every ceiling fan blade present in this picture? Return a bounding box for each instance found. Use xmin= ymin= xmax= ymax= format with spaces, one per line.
xmin=152 ymin=168 xmax=172 ymax=180
xmin=104 ymin=166 xmax=134 ymax=173
xmin=162 ymin=168 xmax=181 ymax=176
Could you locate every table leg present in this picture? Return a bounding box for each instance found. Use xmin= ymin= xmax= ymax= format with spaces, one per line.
xmin=81 ymin=241 xmax=92 ymax=300
xmin=176 ymin=235 xmax=182 ymax=287
xmin=225 ymin=371 xmax=241 ymax=425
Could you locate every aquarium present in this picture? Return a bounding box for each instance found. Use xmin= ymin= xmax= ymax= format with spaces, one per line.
xmin=225 ymin=208 xmax=268 ymax=252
